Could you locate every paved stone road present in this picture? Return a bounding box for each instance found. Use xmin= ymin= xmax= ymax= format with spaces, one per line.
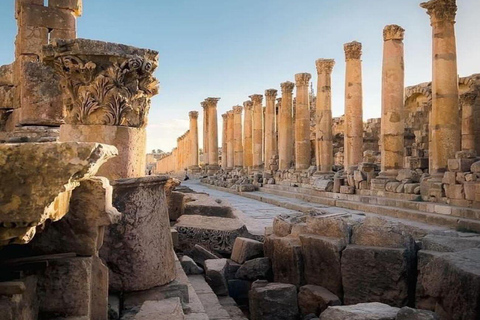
xmin=182 ymin=180 xmax=299 ymax=235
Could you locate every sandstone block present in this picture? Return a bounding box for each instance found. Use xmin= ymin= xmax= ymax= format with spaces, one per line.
xmin=340 ymin=185 xmax=355 ymax=194
xmin=448 ymin=158 xmax=475 ymax=172
xmin=273 ymin=213 xmax=305 ymax=237
xmin=49 ymin=0 xmax=82 ymax=16
xmin=16 ymin=25 xmax=48 ymax=56
xmin=271 ymin=236 xmax=305 ymax=286
xmin=404 ymin=183 xmax=420 ymax=194
xmin=306 ymin=214 xmax=361 ymax=243
xmin=298 ymin=285 xmax=341 ymax=316
xmin=180 ymin=256 xmax=204 ymax=275
xmin=396 ymin=307 xmax=438 ymax=320
xmin=0 ymin=85 xmax=14 ymax=109
xmin=249 ymin=282 xmax=299 ymax=320
xmin=190 ymin=244 xmax=221 ymax=268
xmin=50 ymin=28 xmax=76 ymax=41
xmin=319 ymin=302 xmax=399 ymax=320
xmin=235 ymin=257 xmax=272 ymax=281
xmin=127 ymin=298 xmax=184 ymax=320
xmin=205 ymin=259 xmax=229 ymax=296
xmin=442 ymin=172 xmax=456 ymax=185
xmin=231 ymin=237 xmax=264 ymax=264
xmin=444 ymin=184 xmax=464 ymax=200
xmin=371 ymin=178 xmax=389 ymax=191
xmin=421 ymin=248 xmax=480 ymax=320
xmin=300 ymin=234 xmax=345 ymax=297
xmin=0 ymin=63 xmax=13 ymax=85
xmin=341 ymin=245 xmax=412 ymax=307
xmin=386 ymin=181 xmax=401 ymax=192
xmin=19 ymin=4 xmax=76 ymax=30
xmin=397 ymin=169 xmax=420 ymax=183
xmin=471 ymin=161 xmax=480 ymax=173
xmin=123 ymin=281 xmax=189 ymax=310
xmin=464 ymin=182 xmax=477 ymax=201
xmin=421 ymin=234 xmax=480 ymax=252
xmin=313 ymin=178 xmax=333 ymax=192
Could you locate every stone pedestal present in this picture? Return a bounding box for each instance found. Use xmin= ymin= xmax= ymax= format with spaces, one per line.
xmin=380 ymin=25 xmax=405 ymax=178
xmin=421 ymin=0 xmax=460 ymax=175
xmin=100 ymin=176 xmax=176 ymax=292
xmin=279 ymin=82 xmax=295 ymax=170
xmin=343 ymin=41 xmax=363 ymax=169
xmin=233 ymin=105 xmax=244 ymax=168
xmin=315 ymin=59 xmax=335 ymax=174
xmin=295 ymin=73 xmax=312 ymax=171
xmin=265 ymin=89 xmax=278 ymax=169
xmin=227 ymin=110 xmax=234 ymax=170
xmin=243 ymin=100 xmax=254 ymax=170
xmin=251 ymin=94 xmax=264 ymax=171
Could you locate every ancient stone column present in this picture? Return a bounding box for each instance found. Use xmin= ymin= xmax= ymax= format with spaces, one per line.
xmin=221 ymin=113 xmax=228 ymax=169
xmin=421 ymin=0 xmax=460 ymax=175
xmin=206 ymin=97 xmax=220 ymax=173
xmin=315 ymin=59 xmax=335 ymax=174
xmin=189 ymin=111 xmax=200 ymax=171
xmin=243 ymin=100 xmax=254 ymax=169
xmin=461 ymin=92 xmax=478 ymax=151
xmin=295 ymin=73 xmax=312 ymax=171
xmin=251 ymin=94 xmax=264 ymax=170
xmin=47 ymin=39 xmax=158 ymax=180
xmin=380 ymin=25 xmax=406 ymax=177
xmin=202 ymin=101 xmax=209 ymax=168
xmin=265 ymin=89 xmax=278 ymax=168
xmin=343 ymin=41 xmax=364 ymax=169
xmin=233 ymin=105 xmax=244 ymax=168
xmin=278 ymin=82 xmax=295 ymax=170
xmin=227 ymin=110 xmax=235 ymax=170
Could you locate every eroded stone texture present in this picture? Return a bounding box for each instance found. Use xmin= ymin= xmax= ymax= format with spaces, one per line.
xmin=0 ymin=142 xmax=117 ymax=246
xmin=319 ymin=302 xmax=399 ymax=320
xmin=231 ymin=237 xmax=264 ymax=264
xmin=249 ymin=282 xmax=299 ymax=320
xmin=298 ymin=284 xmax=341 ymax=317
xmin=100 ymin=176 xmax=176 ymax=292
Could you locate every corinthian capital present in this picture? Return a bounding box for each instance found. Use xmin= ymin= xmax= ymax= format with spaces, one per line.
xmin=243 ymin=100 xmax=253 ymax=111
xmin=227 ymin=110 xmax=234 ymax=119
xmin=233 ymin=105 xmax=243 ymax=114
xmin=295 ymin=73 xmax=312 ymax=87
xmin=421 ymin=0 xmax=457 ymax=23
xmin=249 ymin=94 xmax=263 ymax=104
xmin=315 ymin=59 xmax=335 ymax=75
xmin=281 ymin=81 xmax=295 ymax=94
xmin=265 ymin=89 xmax=278 ymax=99
xmin=383 ymin=25 xmax=405 ymax=41
xmin=222 ymin=113 xmax=228 ymax=120
xmin=344 ymin=41 xmax=362 ymax=60
xmin=205 ymin=97 xmax=220 ymax=108
xmin=201 ymin=101 xmax=208 ymax=109
xmin=189 ymin=111 xmax=199 ymax=119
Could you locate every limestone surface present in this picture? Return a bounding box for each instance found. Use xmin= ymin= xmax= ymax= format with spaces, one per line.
xmin=319 ymin=302 xmax=399 ymax=320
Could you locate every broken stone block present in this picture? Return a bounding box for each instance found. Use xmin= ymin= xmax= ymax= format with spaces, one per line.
xmin=48 ymin=0 xmax=82 ymax=16
xmin=354 ymin=170 xmax=366 ymax=182
xmin=306 ymin=214 xmax=361 ymax=243
xmin=270 ymin=236 xmax=305 ymax=286
xmin=312 ymin=178 xmax=333 ymax=192
xmin=100 ymin=176 xmax=176 ymax=292
xmin=416 ymin=251 xmax=446 ymax=312
xmin=385 ymin=181 xmax=402 ymax=192
xmin=298 ymin=285 xmax=341 ymax=316
xmin=397 ymin=169 xmax=420 ymax=183
xmin=205 ymin=258 xmax=229 ymax=296
xmin=444 ymin=184 xmax=464 ymax=200
xmin=442 ymin=172 xmax=456 ymax=185
xmin=249 ymin=282 xmax=299 ymax=320
xmin=319 ymin=302 xmax=399 ymax=320
xmin=404 ymin=183 xmax=420 ymax=194
xmin=421 ymin=248 xmax=480 ymax=320
xmin=421 ymin=234 xmax=480 ymax=252
xmin=0 ymin=63 xmax=13 ymax=85
xmin=122 ymin=298 xmax=184 ymax=320
xmin=464 ymin=182 xmax=477 ymax=201
xmin=183 ymin=193 xmax=232 ymax=217
xmin=396 ymin=307 xmax=438 ymax=320
xmin=235 ymin=257 xmax=272 ymax=281
xmin=341 ymin=245 xmax=412 ymax=307
xmin=18 ymin=4 xmax=76 ymax=30
xmin=333 ymin=178 xmax=343 ymax=193
xmin=190 ymin=244 xmax=222 ymax=268
xmin=448 ymin=158 xmax=476 ymax=172
xmin=299 ymin=234 xmax=345 ymax=297
xmin=273 ymin=213 xmax=305 ymax=237
xmin=471 ymin=161 xmax=480 ymax=173
xmin=180 ymin=255 xmax=204 ymax=275
xmin=340 ymin=185 xmax=355 ymax=194
xmin=231 ymin=237 xmax=264 ymax=264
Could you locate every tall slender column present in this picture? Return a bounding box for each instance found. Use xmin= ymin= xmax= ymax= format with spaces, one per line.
xmin=315 ymin=59 xmax=335 ymax=174
xmin=265 ymin=89 xmax=278 ymax=168
xmin=461 ymin=92 xmax=477 ymax=151
xmin=202 ymin=101 xmax=209 ymax=168
xmin=243 ymin=100 xmax=254 ymax=169
xmin=250 ymin=94 xmax=264 ymax=170
xmin=380 ymin=25 xmax=405 ymax=177
xmin=421 ymin=0 xmax=460 ymax=175
xmin=206 ymin=97 xmax=220 ymax=172
xmin=221 ymin=113 xmax=228 ymax=169
xmin=276 ymin=97 xmax=281 ymax=156
xmin=278 ymin=82 xmax=295 ymax=170
xmin=344 ymin=41 xmax=364 ymax=169
xmin=295 ymin=73 xmax=312 ymax=171
xmin=227 ymin=110 xmax=235 ymax=170
xmin=233 ymin=105 xmax=244 ymax=168
xmin=189 ymin=111 xmax=199 ymax=170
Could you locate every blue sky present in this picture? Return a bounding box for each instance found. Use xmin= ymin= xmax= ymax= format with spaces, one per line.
xmin=1 ymin=0 xmax=479 ymax=152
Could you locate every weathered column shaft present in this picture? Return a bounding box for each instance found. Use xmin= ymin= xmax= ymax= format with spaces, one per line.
xmin=315 ymin=59 xmax=335 ymax=173
xmin=206 ymin=97 xmax=220 ymax=170
xmin=381 ymin=25 xmax=405 ymax=176
xmin=189 ymin=111 xmax=199 ymax=168
xmin=243 ymin=101 xmax=253 ymax=169
xmin=278 ymin=82 xmax=295 ymax=170
xmin=221 ymin=113 xmax=228 ymax=169
xmin=265 ymin=89 xmax=278 ymax=167
xmin=344 ymin=41 xmax=364 ymax=168
xmin=202 ymin=101 xmax=209 ymax=166
xmin=251 ymin=94 xmax=264 ymax=170
xmin=227 ymin=111 xmax=235 ymax=169
xmin=461 ymin=93 xmax=477 ymax=151
xmin=422 ymin=0 xmax=460 ymax=174
xmin=233 ymin=106 xmax=244 ymax=168
xmin=295 ymin=73 xmax=312 ymax=171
